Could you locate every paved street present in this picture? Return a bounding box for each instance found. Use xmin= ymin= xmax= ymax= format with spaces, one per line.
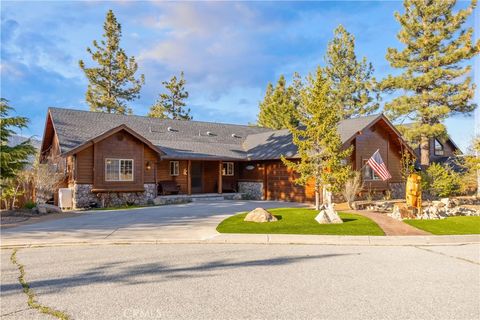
xmin=1 ymin=243 xmax=479 ymax=320
xmin=1 ymin=201 xmax=305 ymax=246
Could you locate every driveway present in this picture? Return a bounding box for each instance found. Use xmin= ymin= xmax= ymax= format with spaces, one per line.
xmin=1 ymin=200 xmax=306 ymax=246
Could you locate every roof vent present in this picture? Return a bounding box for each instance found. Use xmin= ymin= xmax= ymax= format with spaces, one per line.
xmin=231 ymin=133 xmax=241 ymax=138
xmin=206 ymin=131 xmax=215 ymax=136
xmin=167 ymin=127 xmax=174 ymax=132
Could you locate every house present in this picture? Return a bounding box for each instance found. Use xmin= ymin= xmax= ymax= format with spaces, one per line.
xmin=397 ymin=123 xmax=462 ymax=166
xmin=40 ymin=108 xmax=415 ymax=208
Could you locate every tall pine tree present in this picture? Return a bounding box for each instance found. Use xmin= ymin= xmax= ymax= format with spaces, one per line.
xmin=79 ymin=10 xmax=144 ymax=114
xmin=381 ymin=0 xmax=479 ymax=166
xmin=325 ymin=25 xmax=379 ymax=119
xmin=257 ymin=75 xmax=299 ymax=129
xmin=148 ymin=72 xmax=191 ymax=120
xmin=282 ymin=68 xmax=352 ymax=210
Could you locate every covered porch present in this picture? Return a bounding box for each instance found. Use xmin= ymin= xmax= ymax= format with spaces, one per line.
xmin=155 ymin=160 xmax=241 ymax=196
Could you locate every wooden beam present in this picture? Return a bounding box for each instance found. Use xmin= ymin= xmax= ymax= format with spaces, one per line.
xmin=187 ymin=160 xmax=192 ymax=195
xmin=218 ymin=161 xmax=223 ymax=194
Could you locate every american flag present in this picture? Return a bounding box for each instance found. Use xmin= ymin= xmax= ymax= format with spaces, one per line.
xmin=367 ymin=149 xmax=392 ymax=181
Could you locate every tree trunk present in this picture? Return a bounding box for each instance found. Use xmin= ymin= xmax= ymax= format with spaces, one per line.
xmin=420 ymin=135 xmax=430 ymax=167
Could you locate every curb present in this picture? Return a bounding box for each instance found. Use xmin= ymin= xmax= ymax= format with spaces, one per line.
xmin=2 ymin=234 xmax=479 ymax=248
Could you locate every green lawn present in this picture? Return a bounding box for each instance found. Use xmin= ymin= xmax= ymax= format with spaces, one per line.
xmin=404 ymin=216 xmax=480 ymax=235
xmin=216 ymin=208 xmax=384 ymax=236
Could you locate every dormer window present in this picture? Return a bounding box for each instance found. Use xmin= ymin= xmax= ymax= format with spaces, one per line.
xmin=434 ymin=139 xmax=444 ymax=156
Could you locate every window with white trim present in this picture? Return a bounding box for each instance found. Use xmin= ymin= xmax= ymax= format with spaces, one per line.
xmin=105 ymin=159 xmax=134 ymax=181
xmin=434 ymin=139 xmax=444 ymax=156
xmin=362 ymin=159 xmax=380 ymax=181
xmin=222 ymin=162 xmax=234 ymax=176
xmin=170 ymin=161 xmax=179 ymax=176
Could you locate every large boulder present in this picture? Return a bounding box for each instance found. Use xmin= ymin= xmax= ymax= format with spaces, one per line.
xmin=315 ymin=205 xmax=343 ymax=224
xmin=35 ymin=203 xmax=62 ymax=214
xmin=244 ymin=208 xmax=278 ymax=223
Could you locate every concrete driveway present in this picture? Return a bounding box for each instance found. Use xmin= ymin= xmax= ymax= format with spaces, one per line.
xmin=1 ymin=200 xmax=305 ymax=246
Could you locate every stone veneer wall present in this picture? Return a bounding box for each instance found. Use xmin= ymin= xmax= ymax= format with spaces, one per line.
xmin=72 ymin=183 xmax=157 ymax=209
xmin=238 ymin=181 xmax=263 ymax=200
xmin=389 ymin=182 xmax=405 ymax=199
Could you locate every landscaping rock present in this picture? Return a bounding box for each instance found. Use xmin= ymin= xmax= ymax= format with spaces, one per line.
xmin=244 ymin=208 xmax=278 ymax=223
xmin=389 ymin=203 xmax=417 ymax=220
xmin=36 ymin=206 xmax=47 ymax=215
xmin=315 ymin=205 xmax=343 ymax=224
xmin=36 ymin=203 xmax=62 ymax=214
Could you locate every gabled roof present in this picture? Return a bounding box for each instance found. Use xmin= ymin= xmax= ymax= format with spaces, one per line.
xmin=45 ymin=108 xmax=413 ymax=161
xmin=244 ymin=114 xmax=413 ymax=160
xmin=47 ymin=108 xmax=271 ymax=160
xmin=63 ymin=124 xmax=164 ymax=156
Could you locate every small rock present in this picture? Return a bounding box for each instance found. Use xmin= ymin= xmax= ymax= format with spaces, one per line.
xmin=244 ymin=208 xmax=278 ymax=223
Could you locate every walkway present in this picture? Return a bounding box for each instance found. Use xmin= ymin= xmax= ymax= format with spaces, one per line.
xmin=351 ymin=210 xmax=430 ymax=236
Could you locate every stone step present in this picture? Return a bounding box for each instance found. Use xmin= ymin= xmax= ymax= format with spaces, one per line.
xmin=191 ymin=196 xmax=225 ymax=202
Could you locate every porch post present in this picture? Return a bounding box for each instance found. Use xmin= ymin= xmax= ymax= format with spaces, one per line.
xmin=187 ymin=160 xmax=192 ymax=195
xmin=218 ymin=161 xmax=223 ymax=194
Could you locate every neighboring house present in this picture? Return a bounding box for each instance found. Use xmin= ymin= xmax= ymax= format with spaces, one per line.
xmin=397 ymin=123 xmax=462 ymax=166
xmin=40 ymin=108 xmax=414 ymax=208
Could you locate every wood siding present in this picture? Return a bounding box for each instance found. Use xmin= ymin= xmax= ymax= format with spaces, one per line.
xmin=93 ymin=131 xmax=145 ymax=191
xmin=157 ymin=160 xmax=189 ymax=193
xmin=144 ymin=147 xmax=158 ymax=184
xmin=264 ymin=161 xmax=315 ymax=203
xmin=355 ymin=121 xmax=403 ymax=190
xmin=75 ymin=145 xmax=94 ymax=184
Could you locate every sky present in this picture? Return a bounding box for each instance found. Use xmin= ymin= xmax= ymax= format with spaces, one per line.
xmin=1 ymin=0 xmax=478 ymax=152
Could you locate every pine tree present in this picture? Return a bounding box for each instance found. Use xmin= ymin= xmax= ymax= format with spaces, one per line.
xmin=79 ymin=10 xmax=144 ymax=114
xmin=381 ymin=0 xmax=479 ymax=166
xmin=0 ymin=98 xmax=36 ymax=179
xmin=148 ymin=72 xmax=191 ymax=120
xmin=257 ymin=75 xmax=299 ymax=129
xmin=281 ymin=68 xmax=352 ymax=210
xmin=325 ymin=25 xmax=379 ymax=119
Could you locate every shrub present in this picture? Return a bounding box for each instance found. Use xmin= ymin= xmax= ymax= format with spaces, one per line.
xmin=421 ymin=163 xmax=461 ymax=198
xmin=342 ymin=171 xmax=362 ymax=209
xmin=23 ymin=200 xmax=36 ymax=209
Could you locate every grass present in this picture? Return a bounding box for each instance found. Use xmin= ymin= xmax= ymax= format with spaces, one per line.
xmin=404 ymin=216 xmax=480 ymax=235
xmin=10 ymin=249 xmax=71 ymax=320
xmin=216 ymin=208 xmax=384 ymax=236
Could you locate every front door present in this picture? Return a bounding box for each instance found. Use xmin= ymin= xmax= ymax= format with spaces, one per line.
xmin=191 ymin=161 xmax=203 ymax=193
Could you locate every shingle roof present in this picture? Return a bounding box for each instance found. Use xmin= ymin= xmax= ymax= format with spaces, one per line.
xmin=244 ymin=114 xmax=382 ymax=160
xmin=48 ymin=108 xmax=384 ymax=160
xmin=49 ymin=108 xmax=271 ymax=160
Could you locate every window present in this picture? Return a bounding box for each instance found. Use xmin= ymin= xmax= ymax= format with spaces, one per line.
xmin=105 ymin=159 xmax=134 ymax=181
xmin=222 ymin=162 xmax=234 ymax=176
xmin=434 ymin=139 xmax=444 ymax=156
xmin=170 ymin=161 xmax=179 ymax=176
xmin=362 ymin=159 xmax=380 ymax=181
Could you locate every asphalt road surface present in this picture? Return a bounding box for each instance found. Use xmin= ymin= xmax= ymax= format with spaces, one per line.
xmin=1 ymin=243 xmax=479 ymax=320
